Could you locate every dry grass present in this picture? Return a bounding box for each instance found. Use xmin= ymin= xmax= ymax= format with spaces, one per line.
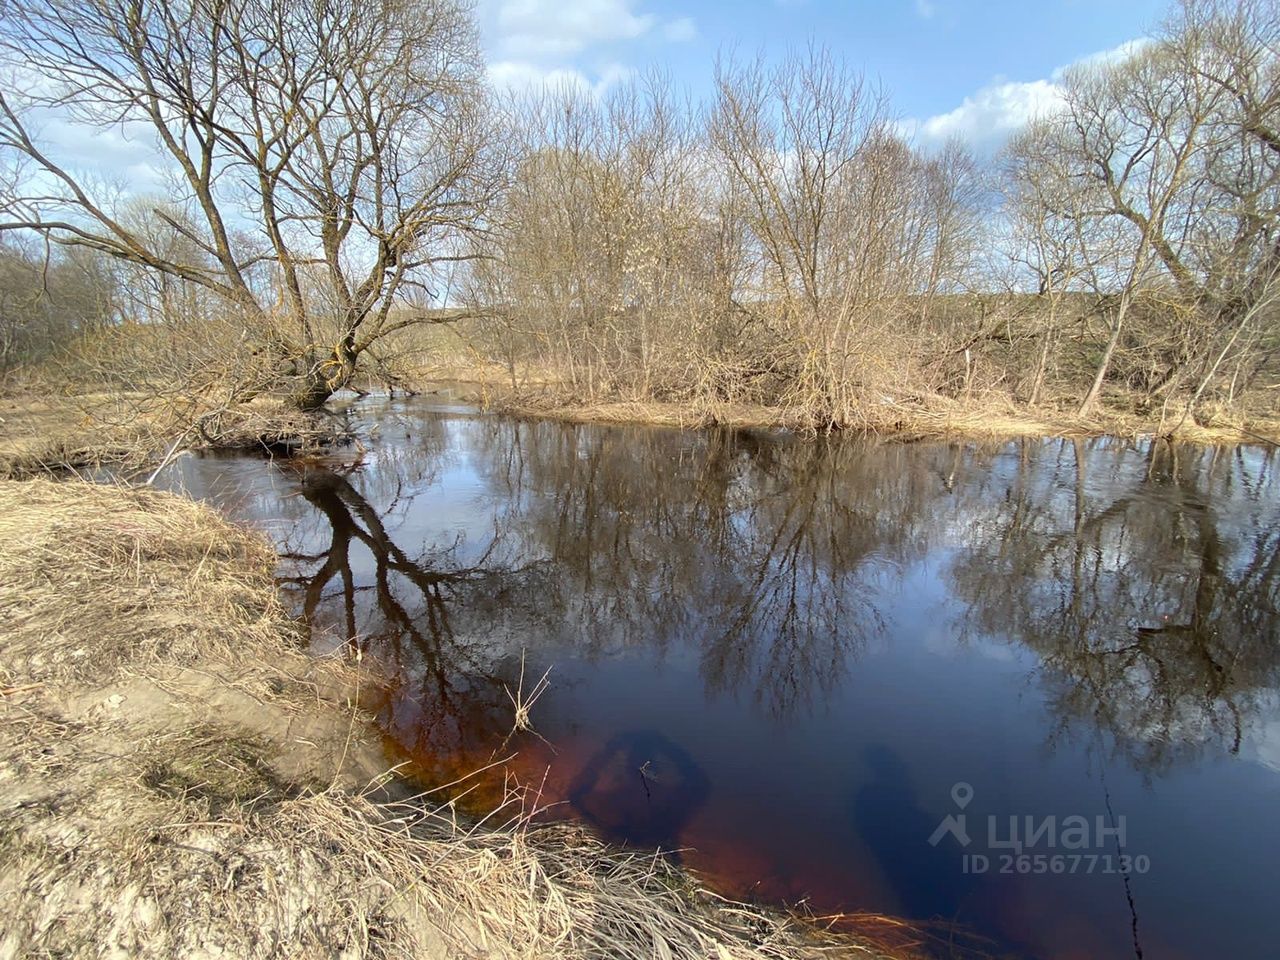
xmin=0 ymin=390 xmax=350 ymax=480
xmin=0 ymin=478 xmax=915 ymax=960
xmin=0 ymin=478 xmax=289 ymax=683
xmin=503 ymin=651 xmax=553 ymax=744
xmin=0 ymin=392 xmax=158 ymax=479
xmin=489 ymin=385 xmax=1280 ymax=445
xmin=492 ymin=391 xmax=799 ymax=432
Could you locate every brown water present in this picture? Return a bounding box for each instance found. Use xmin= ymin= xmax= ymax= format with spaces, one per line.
xmin=163 ymin=397 xmax=1280 ymax=960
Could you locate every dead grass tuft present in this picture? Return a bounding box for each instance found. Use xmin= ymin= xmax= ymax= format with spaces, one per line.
xmin=0 ymin=478 xmax=287 ymax=684
xmin=0 ymin=478 xmax=915 ymax=960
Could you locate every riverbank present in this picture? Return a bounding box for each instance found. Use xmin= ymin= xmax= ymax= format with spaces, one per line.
xmin=490 ymin=390 xmax=1280 ymax=446
xmin=395 ymin=358 xmax=1280 ymax=445
xmin=0 ymin=477 xmax=915 ymax=959
xmin=3 ymin=379 xmax=1276 ymax=484
xmin=0 ymin=391 xmax=349 ymax=479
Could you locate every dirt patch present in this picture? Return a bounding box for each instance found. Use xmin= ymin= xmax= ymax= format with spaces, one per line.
xmin=0 ymin=479 xmax=916 ymax=959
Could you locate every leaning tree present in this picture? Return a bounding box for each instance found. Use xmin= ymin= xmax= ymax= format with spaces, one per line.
xmin=0 ymin=0 xmax=495 ymax=408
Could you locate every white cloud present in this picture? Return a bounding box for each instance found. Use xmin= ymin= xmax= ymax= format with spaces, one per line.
xmin=1057 ymin=37 xmax=1152 ymax=79
xmin=907 ymin=38 xmax=1147 ymax=155
xmin=913 ymin=78 xmax=1064 ymax=150
xmin=662 ymin=17 xmax=697 ymax=42
xmin=494 ymin=0 xmax=656 ymax=57
xmin=487 ymin=60 xmax=630 ymax=98
xmin=26 ymin=111 xmax=168 ymax=195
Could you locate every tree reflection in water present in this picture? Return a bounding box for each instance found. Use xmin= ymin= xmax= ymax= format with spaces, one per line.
xmin=277 ymin=467 xmax=527 ymax=771
xmin=185 ymin=409 xmax=1280 ymax=957
xmin=268 ymin=411 xmax=1280 ymax=792
xmin=947 ymin=437 xmax=1280 ymax=773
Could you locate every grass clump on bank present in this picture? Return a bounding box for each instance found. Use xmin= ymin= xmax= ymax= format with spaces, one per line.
xmin=0 ymin=390 xmax=352 ymax=480
xmin=0 ymin=478 xmax=911 ymax=959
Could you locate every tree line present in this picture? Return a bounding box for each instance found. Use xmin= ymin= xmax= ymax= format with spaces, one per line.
xmin=0 ymin=0 xmax=1276 ymax=431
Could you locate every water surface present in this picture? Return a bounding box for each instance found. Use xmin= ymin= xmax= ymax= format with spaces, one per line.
xmin=164 ymin=398 xmax=1280 ymax=960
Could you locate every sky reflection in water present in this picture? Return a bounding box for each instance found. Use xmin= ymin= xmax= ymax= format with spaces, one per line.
xmin=165 ymin=399 xmax=1280 ymax=960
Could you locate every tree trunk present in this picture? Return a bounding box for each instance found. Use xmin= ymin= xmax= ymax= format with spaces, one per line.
xmin=1027 ymin=304 xmax=1057 ymax=406
xmin=288 ymin=342 xmax=358 ymax=410
xmin=1078 ymin=300 xmax=1128 ymax=417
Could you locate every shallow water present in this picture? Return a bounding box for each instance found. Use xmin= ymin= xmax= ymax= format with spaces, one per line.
xmin=163 ymin=397 xmax=1280 ymax=960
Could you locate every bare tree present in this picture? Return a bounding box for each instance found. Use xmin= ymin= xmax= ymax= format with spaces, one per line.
xmin=0 ymin=236 xmax=118 ymax=373
xmin=708 ymin=48 xmax=980 ymax=426
xmin=0 ymin=0 xmax=495 ymax=409
xmin=466 ymin=47 xmax=985 ymax=431
xmin=468 ymin=74 xmax=721 ymax=402
xmin=1156 ymin=0 xmax=1280 ymax=423
xmin=1009 ymin=0 xmax=1280 ymax=421
xmin=1001 ymin=124 xmax=1090 ymax=406
xmin=1055 ymin=48 xmax=1216 ymax=415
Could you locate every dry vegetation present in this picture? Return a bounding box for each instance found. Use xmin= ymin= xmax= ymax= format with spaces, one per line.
xmin=0 ymin=478 xmax=921 ymax=959
xmin=0 ymin=349 xmax=295 ymax=484
xmin=0 ymin=390 xmax=349 ymax=479
xmin=0 ymin=0 xmax=1277 ymax=450
xmin=445 ymin=0 xmax=1280 ymax=440
xmin=384 ymin=327 xmax=1280 ymax=444
xmin=480 ymin=375 xmax=1280 ymax=445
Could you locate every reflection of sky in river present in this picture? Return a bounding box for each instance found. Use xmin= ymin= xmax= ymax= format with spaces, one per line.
xmin=158 ymin=398 xmax=1280 ymax=960
xmin=1244 ymin=697 xmax=1280 ymax=773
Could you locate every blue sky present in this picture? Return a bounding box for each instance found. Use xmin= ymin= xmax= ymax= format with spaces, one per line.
xmin=479 ymin=0 xmax=1169 ymax=152
xmin=13 ymin=0 xmax=1172 ymax=194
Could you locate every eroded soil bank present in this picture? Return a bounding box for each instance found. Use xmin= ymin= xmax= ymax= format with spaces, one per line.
xmin=0 ymin=477 xmax=911 ymax=960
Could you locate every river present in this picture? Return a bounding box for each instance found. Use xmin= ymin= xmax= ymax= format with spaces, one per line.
xmin=160 ymin=397 xmax=1280 ymax=960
